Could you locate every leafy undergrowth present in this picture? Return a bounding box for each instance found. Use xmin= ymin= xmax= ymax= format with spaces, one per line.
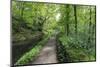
xmin=12 ymin=31 xmax=43 ymax=64
xmin=58 ymin=34 xmax=96 ymax=62
xmin=15 ymin=35 xmax=49 ymax=65
xmin=56 ymin=40 xmax=71 ymax=63
xmin=13 ymin=29 xmax=42 ymax=43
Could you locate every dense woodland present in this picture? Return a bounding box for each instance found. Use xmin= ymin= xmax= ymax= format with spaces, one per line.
xmin=12 ymin=1 xmax=96 ymax=65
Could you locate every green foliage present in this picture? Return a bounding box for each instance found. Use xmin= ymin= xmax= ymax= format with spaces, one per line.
xmin=15 ymin=36 xmax=49 ymax=65
xmin=59 ymin=33 xmax=96 ymax=62
xmin=56 ymin=5 xmax=96 ymax=62
xmin=12 ymin=0 xmax=96 ymax=65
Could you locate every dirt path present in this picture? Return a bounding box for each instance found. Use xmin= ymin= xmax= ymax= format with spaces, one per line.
xmin=32 ymin=37 xmax=58 ymax=64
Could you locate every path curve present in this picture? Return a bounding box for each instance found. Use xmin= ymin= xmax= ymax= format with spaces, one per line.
xmin=32 ymin=37 xmax=58 ymax=64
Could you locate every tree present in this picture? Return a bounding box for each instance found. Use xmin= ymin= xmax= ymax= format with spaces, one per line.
xmin=74 ymin=5 xmax=77 ymax=35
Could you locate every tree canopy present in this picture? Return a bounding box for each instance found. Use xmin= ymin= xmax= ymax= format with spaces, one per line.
xmin=12 ymin=1 xmax=96 ymax=65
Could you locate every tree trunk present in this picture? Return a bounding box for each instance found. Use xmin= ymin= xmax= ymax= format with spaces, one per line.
xmin=74 ymin=5 xmax=77 ymax=35
xmin=67 ymin=24 xmax=69 ymax=36
xmin=65 ymin=5 xmax=70 ymax=36
xmin=20 ymin=2 xmax=24 ymax=19
xmin=88 ymin=6 xmax=92 ymax=44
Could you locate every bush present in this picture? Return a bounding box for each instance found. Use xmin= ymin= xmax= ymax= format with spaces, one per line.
xmin=58 ymin=33 xmax=96 ymax=62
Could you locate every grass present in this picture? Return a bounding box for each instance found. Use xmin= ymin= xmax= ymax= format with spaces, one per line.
xmin=15 ymin=36 xmax=49 ymax=65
